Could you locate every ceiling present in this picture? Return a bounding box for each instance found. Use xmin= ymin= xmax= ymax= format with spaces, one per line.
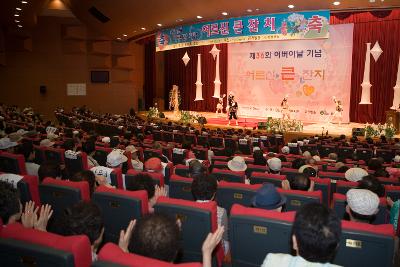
xmin=1 ymin=0 xmax=400 ymax=40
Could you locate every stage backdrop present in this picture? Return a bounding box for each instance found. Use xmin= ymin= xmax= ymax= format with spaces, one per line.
xmin=227 ymin=24 xmax=353 ymax=123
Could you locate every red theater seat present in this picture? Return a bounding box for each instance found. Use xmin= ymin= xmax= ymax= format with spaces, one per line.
xmin=245 ymin=164 xmax=267 ymax=177
xmin=96 ymin=243 xmax=201 ymax=267
xmin=0 ymin=223 xmax=91 ymax=267
xmin=249 ymin=172 xmax=285 ymax=187
xmin=336 ymin=180 xmax=358 ymax=195
xmin=310 ymin=177 xmax=331 ymax=206
xmin=279 ymin=188 xmax=322 ymax=212
xmin=0 ymin=151 xmax=27 ymax=175
xmin=216 ymin=181 xmax=262 ymax=213
xmin=65 ymin=151 xmax=88 ymax=176
xmin=229 ymin=204 xmax=295 ymax=267
xmin=43 ymin=147 xmax=65 ymax=165
xmin=169 ymin=174 xmax=194 ymax=201
xmin=154 ymin=197 xmax=223 ymax=266
xmin=0 ymin=173 xmax=40 ymax=206
xmin=174 ymin=164 xmax=190 ymax=177
xmin=126 ymin=169 xmax=165 ymax=187
xmin=193 ymin=147 xmax=208 ymax=160
xmin=212 ymin=169 xmax=245 ymax=183
xmin=143 ymin=148 xmax=163 ymax=162
xmin=93 ymin=186 xmax=148 ymax=244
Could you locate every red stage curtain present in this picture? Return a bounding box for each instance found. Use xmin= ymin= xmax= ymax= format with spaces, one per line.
xmin=331 ymin=10 xmax=400 ymax=123
xmin=164 ymin=44 xmax=228 ymax=112
xmin=144 ymin=39 xmax=156 ymax=110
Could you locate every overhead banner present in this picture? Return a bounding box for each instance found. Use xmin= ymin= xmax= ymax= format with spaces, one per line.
xmin=156 ymin=10 xmax=330 ymax=51
xmin=227 ymin=24 xmax=354 ymax=123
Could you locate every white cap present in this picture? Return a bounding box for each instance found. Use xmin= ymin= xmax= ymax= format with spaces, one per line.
xmin=125 ymin=145 xmax=138 ymax=153
xmin=107 ymin=150 xmax=127 ymax=167
xmin=253 ymin=146 xmax=261 ymax=152
xmin=73 ymin=130 xmax=79 ymax=135
xmin=0 ymin=138 xmax=18 ymax=150
xmin=281 ymin=146 xmax=290 ymax=154
xmin=312 ymin=155 xmax=321 ymax=162
xmin=228 ymin=156 xmax=247 ymax=172
xmin=267 ymin=157 xmax=282 ymax=172
xmin=102 ymin=137 xmax=110 ymax=143
xmin=394 ymin=155 xmax=400 ymax=163
xmin=345 ymin=167 xmax=368 ymax=182
xmin=303 ymin=151 xmax=311 ymax=158
xmin=346 ymin=189 xmax=379 ymax=216
xmin=40 ymin=139 xmax=55 ymax=147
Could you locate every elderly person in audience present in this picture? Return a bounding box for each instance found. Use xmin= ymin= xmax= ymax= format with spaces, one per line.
xmin=302 ymin=151 xmax=312 ymax=160
xmin=145 ymin=157 xmax=167 ymax=176
xmin=188 ymin=160 xmax=207 ymax=178
xmin=267 ymin=157 xmax=282 ymax=174
xmin=281 ymin=146 xmax=290 ymax=154
xmin=252 ymin=183 xmax=286 ymax=212
xmin=227 ymin=156 xmax=247 ymax=173
xmin=125 ymin=145 xmax=143 ymax=171
xmin=346 ymin=189 xmax=379 ymax=224
xmin=261 ymin=203 xmax=341 ymax=267
xmin=282 ymin=173 xmax=315 ymax=192
xmin=344 ymin=167 xmax=368 ymax=182
xmin=191 ymin=174 xmax=229 ymax=254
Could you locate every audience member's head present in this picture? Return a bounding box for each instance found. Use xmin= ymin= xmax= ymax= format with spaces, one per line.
xmin=191 ymin=174 xmax=217 ymax=201
xmin=300 ymin=166 xmax=317 ymax=178
xmin=0 ymin=181 xmax=21 ymax=224
xmin=292 ymin=203 xmax=341 ymax=263
xmin=278 ymin=155 xmax=287 ymax=162
xmin=144 ymin=157 xmax=163 ymax=173
xmin=374 ymin=168 xmax=389 ymax=178
xmin=281 ymin=146 xmax=290 ymax=154
xmin=110 ymin=136 xmax=120 ymax=148
xmin=302 ymin=151 xmax=312 ymax=159
xmin=71 ymin=170 xmax=96 ymax=196
xmin=357 ymin=175 xmax=385 ymax=197
xmin=292 ymin=158 xmax=306 ymax=170
xmin=188 ymin=160 xmax=206 ymax=178
xmin=39 ymin=138 xmax=54 ymax=147
xmin=18 ymin=141 xmax=35 ymax=161
xmin=38 ymin=161 xmax=61 ymax=182
xmin=125 ymin=145 xmax=139 ymax=160
xmin=368 ymin=158 xmax=382 ymax=171
xmin=252 ymin=183 xmax=286 ymax=212
xmin=290 ymin=174 xmax=312 ymax=191
xmin=63 ymin=139 xmax=76 ymax=151
xmin=344 ymin=167 xmax=368 ymax=182
xmin=337 ymin=165 xmax=349 ymax=173
xmin=129 ymin=213 xmax=180 ymax=262
xmin=267 ymin=157 xmax=282 ymax=174
xmin=253 ymin=149 xmax=267 ymax=166
xmin=106 ymin=150 xmax=127 ymax=168
xmin=228 ymin=156 xmax=247 ymax=172
xmin=346 ymin=189 xmax=379 ymax=224
xmin=328 ymin=153 xmax=338 ymax=162
xmin=82 ymin=140 xmax=96 ymax=155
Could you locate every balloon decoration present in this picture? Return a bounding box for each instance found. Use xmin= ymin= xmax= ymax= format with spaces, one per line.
xmin=194 ymin=54 xmax=204 ymax=101
xmin=210 ymin=45 xmax=222 ymax=99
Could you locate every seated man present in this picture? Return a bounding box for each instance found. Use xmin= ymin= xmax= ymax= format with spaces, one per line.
xmin=267 ymin=157 xmax=282 ymax=174
xmin=252 ymin=183 xmax=286 ymax=212
xmin=145 ymin=157 xmax=167 ymax=177
xmin=191 ymin=174 xmax=229 ymax=254
xmin=282 ymin=173 xmax=314 ymax=192
xmin=188 ymin=159 xmax=207 ymax=178
xmin=262 ymin=203 xmax=341 ymax=266
xmin=346 ymin=189 xmax=379 ymax=224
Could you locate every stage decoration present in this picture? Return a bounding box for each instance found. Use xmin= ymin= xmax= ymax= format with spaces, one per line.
xmin=194 ymin=54 xmax=204 ymax=101
xmin=146 ymin=106 xmax=160 ymax=120
xmin=391 ymin=54 xmax=400 ymax=110
xmin=179 ymin=110 xmax=207 ymax=125
xmin=364 ymin=123 xmax=396 ymax=139
xmin=261 ymin=118 xmax=303 ymax=133
xmin=182 ymin=51 xmax=190 ymax=66
xmin=210 ymin=45 xmax=222 ymax=99
xmin=156 ymin=10 xmax=330 ymax=51
xmin=359 ymin=41 xmax=383 ymax=104
xmin=169 ymin=85 xmax=181 ymax=116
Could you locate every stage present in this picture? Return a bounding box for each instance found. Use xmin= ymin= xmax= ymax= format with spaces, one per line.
xmin=142 ymin=111 xmax=387 ymax=139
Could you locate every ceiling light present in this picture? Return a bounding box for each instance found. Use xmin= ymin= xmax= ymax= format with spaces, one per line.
xmin=196 ymin=15 xmax=202 ymax=19
xmin=333 ymin=1 xmax=340 ymax=5
xmin=17 ymin=25 xmax=22 ymax=28
xmin=221 ymin=12 xmax=228 ymax=16
xmin=255 ymin=8 xmax=260 ymax=11
xmin=15 ymin=20 xmax=20 ymax=23
xmin=157 ymin=23 xmax=162 ymax=27
xmin=123 ymin=34 xmax=127 ymax=37
xmin=117 ymin=37 xmax=121 ymax=40
xmin=14 ymin=14 xmax=19 ymax=16
xmin=141 ymin=27 xmax=146 ymax=30
xmin=288 ymin=4 xmax=295 ymax=8
xmin=21 ymin=0 xmax=28 ymax=3
xmin=247 ymin=9 xmax=253 ymax=12
xmin=16 ymin=7 xmax=21 ymax=10
xmin=176 ymin=18 xmax=183 ymax=22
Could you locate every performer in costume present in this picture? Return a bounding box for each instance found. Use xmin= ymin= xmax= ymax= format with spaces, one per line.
xmin=228 ymin=95 xmax=239 ymax=126
xmin=216 ymin=94 xmax=226 ymax=114
xmin=332 ymin=96 xmax=343 ymax=125
xmin=226 ymin=92 xmax=234 ymax=120
xmin=281 ymin=95 xmax=290 ymax=120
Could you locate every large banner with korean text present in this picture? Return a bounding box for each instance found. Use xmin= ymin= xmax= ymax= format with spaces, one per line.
xmin=156 ymin=11 xmax=329 ymax=51
xmin=227 ymin=24 xmax=353 ymax=123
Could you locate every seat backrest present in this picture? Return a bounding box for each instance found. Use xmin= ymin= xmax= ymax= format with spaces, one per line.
xmin=39 ymin=177 xmax=90 ymax=219
xmin=224 ymin=138 xmax=238 ymax=151
xmin=0 ymin=152 xmax=27 ymax=175
xmin=64 ymin=151 xmax=88 ymax=177
xmin=169 ymin=174 xmax=194 ymax=201
xmin=91 ymin=166 xmax=124 ymax=189
xmin=332 ymin=193 xmax=388 ymax=224
xmin=33 ymin=145 xmax=45 ymax=165
xmin=334 ymin=221 xmax=395 ymax=267
xmin=93 ymin=186 xmax=148 ymax=244
xmin=249 ymin=172 xmax=285 ymax=187
xmin=229 ymin=204 xmax=295 ymax=267
xmin=212 ymin=169 xmax=245 ymax=183
xmin=319 ymin=171 xmax=345 ymax=179
xmin=238 ymin=139 xmax=252 ymax=155
xmin=245 ymin=164 xmax=267 ymax=178
xmin=376 ymin=149 xmax=395 ymax=163
xmin=126 ymin=169 xmax=164 ymax=187
xmin=356 ymin=148 xmax=374 ymax=161
xmin=193 ymin=147 xmax=208 ymax=160
xmin=279 ymin=189 xmax=322 ymax=212
xmin=154 ymin=197 xmax=222 ymax=266
xmin=310 ymin=177 xmax=331 ymax=206
xmin=319 ymin=145 xmax=336 ymax=158
xmin=196 ymin=135 xmax=209 ymax=147
xmin=163 ymin=131 xmax=174 ymax=142
xmin=212 ymin=160 xmax=228 ymax=170
xmin=96 ymin=243 xmax=202 ymax=267
xmin=280 ymin=167 xmax=299 ymax=181
xmin=216 ymin=181 xmax=262 ymax=214
xmin=211 ymin=156 xmax=229 ymax=164
xmin=0 ymin=223 xmax=91 ymax=267
xmin=0 ymin=173 xmax=40 ymax=206
xmin=43 ymin=147 xmax=65 ymax=165
xmin=143 ymin=148 xmax=163 ymax=162
xmin=209 ymin=136 xmax=224 ymax=148
xmin=385 ymin=185 xmax=400 ymax=202
xmin=174 ymin=164 xmax=190 ymax=177
xmin=94 ymin=147 xmax=112 ymax=166
xmin=172 ymin=148 xmax=188 ymax=165
xmin=337 ymin=147 xmax=354 ymax=159
xmin=336 ymin=180 xmax=358 ymax=195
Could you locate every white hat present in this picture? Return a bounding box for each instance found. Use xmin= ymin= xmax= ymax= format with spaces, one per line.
xmin=297 ymin=141 xmax=304 ymax=146
xmin=40 ymin=139 xmax=55 ymax=147
xmin=298 ymin=164 xmax=313 ymax=173
xmin=73 ymin=130 xmax=79 ymax=135
xmin=394 ymin=155 xmax=400 ymax=163
xmin=102 ymin=137 xmax=110 ymax=143
xmin=281 ymin=146 xmax=290 ymax=154
xmin=312 ymin=155 xmax=321 ymax=162
xmin=47 ymin=133 xmax=59 ymax=141
xmin=345 ymin=167 xmax=368 ymax=182
xmin=267 ymin=157 xmax=282 ymax=172
xmin=346 ymin=189 xmax=379 ymax=216
xmin=125 ymin=145 xmax=138 ymax=153
xmin=107 ymin=150 xmax=127 ymax=167
xmin=303 ymin=151 xmax=311 ymax=158
xmin=228 ymin=156 xmax=247 ymax=172
xmin=253 ymin=146 xmax=261 ymax=152
xmin=0 ymin=138 xmax=18 ymax=150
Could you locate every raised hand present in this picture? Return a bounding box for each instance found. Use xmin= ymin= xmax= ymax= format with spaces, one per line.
xmin=118 ymin=220 xmax=136 ymax=253
xmin=34 ymin=204 xmax=53 ymax=231
xmin=21 ymin=201 xmax=38 ymax=229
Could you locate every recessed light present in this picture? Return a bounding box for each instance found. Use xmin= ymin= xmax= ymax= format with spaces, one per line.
xmin=197 ymin=15 xmax=202 ymax=19
xmin=21 ymin=0 xmax=28 ymax=3
xmin=123 ymin=34 xmax=127 ymax=37
xmin=141 ymin=27 xmax=146 ymax=30
xmin=117 ymin=37 xmax=121 ymax=40
xmin=14 ymin=14 xmax=19 ymax=16
xmin=176 ymin=18 xmax=183 ymax=22
xmin=333 ymin=1 xmax=340 ymax=5
xmin=17 ymin=25 xmax=22 ymax=28
xmin=15 ymin=19 xmax=20 ymax=23
xmin=255 ymin=8 xmax=260 ymax=11
xmin=288 ymin=4 xmax=295 ymax=8
xmin=247 ymin=9 xmax=253 ymax=12
xmin=221 ymin=12 xmax=228 ymax=16
xmin=16 ymin=7 xmax=21 ymax=10
xmin=157 ymin=23 xmax=162 ymax=27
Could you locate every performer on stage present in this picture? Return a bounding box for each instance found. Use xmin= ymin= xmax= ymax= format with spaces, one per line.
xmin=228 ymin=95 xmax=239 ymax=126
xmin=226 ymin=92 xmax=234 ymax=120
xmin=281 ymin=95 xmax=290 ymax=120
xmin=332 ymin=96 xmax=343 ymax=125
xmin=216 ymin=94 xmax=226 ymax=114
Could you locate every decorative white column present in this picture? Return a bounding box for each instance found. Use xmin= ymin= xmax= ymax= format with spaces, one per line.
xmin=194 ymin=54 xmax=204 ymax=101
xmin=391 ymin=54 xmax=400 ymax=110
xmin=210 ymin=45 xmax=221 ymax=98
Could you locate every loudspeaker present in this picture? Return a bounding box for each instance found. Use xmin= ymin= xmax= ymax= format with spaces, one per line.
xmin=352 ymin=128 xmax=365 ymax=137
xmin=39 ymin=85 xmax=47 ymax=95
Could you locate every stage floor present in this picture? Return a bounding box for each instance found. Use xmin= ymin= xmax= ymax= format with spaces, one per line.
xmin=157 ymin=111 xmax=375 ymax=137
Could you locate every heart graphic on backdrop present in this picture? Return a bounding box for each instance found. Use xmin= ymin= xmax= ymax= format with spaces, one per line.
xmin=303 ymin=85 xmax=315 ymax=96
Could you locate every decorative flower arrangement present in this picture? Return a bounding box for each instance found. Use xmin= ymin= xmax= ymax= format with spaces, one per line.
xmin=364 ymin=123 xmax=397 ymax=139
xmin=179 ymin=110 xmax=207 ymax=126
xmin=263 ymin=118 xmax=303 ymax=133
xmin=146 ymin=106 xmax=159 ymax=120
xmin=286 ymin=13 xmax=308 ymax=35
